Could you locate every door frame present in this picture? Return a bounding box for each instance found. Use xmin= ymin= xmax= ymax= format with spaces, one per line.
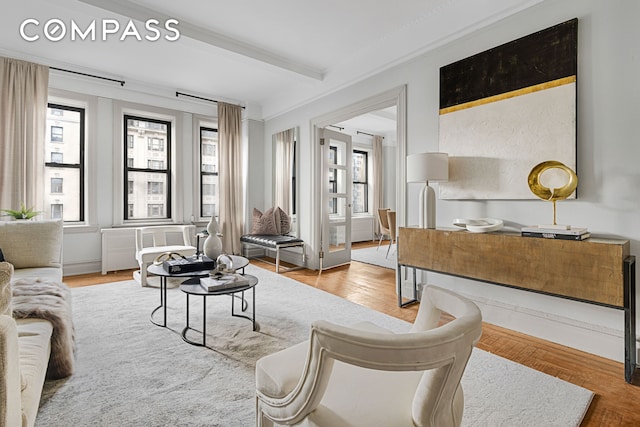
xmin=308 ymin=85 xmax=407 ymax=270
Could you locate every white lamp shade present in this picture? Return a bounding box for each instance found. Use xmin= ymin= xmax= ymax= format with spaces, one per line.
xmin=407 ymin=152 xmax=449 ymax=183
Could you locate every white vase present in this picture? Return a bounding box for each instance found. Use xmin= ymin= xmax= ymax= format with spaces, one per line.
xmin=203 ymin=216 xmax=223 ymax=260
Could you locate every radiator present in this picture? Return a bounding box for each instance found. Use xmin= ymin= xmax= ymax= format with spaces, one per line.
xmin=352 ymin=216 xmax=374 ymax=242
xmin=101 ymin=228 xmax=138 ymax=274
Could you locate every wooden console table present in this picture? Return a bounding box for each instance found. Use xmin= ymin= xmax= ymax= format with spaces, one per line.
xmin=397 ymin=227 xmax=637 ymax=383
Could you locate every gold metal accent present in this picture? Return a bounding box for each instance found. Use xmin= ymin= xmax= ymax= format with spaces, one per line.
xmin=528 ymin=160 xmax=578 ymax=225
xmin=440 ymin=76 xmax=577 ymax=115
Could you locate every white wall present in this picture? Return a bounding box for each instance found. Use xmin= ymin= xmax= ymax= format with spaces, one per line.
xmin=263 ymin=0 xmax=640 ymax=362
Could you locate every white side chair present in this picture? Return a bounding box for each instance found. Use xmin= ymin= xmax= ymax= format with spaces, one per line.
xmin=255 ymin=285 xmax=482 ymax=427
xmin=133 ymin=225 xmax=197 ymax=287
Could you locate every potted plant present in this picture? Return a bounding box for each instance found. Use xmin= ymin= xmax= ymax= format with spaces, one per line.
xmin=1 ymin=202 xmax=42 ymax=220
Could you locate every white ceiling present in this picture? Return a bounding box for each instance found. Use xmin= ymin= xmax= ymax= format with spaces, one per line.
xmin=334 ymin=107 xmax=398 ymax=141
xmin=0 ymin=0 xmax=542 ymax=119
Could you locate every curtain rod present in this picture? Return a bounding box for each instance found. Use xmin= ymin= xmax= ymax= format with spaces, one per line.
xmin=357 ymin=130 xmax=384 ymax=139
xmin=328 ymin=125 xmax=344 ymax=131
xmin=50 ymin=66 xmax=125 ymax=86
xmin=175 ymin=91 xmax=245 ymax=109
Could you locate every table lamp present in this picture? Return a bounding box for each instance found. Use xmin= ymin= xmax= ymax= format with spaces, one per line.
xmin=407 ymin=152 xmax=449 ymax=228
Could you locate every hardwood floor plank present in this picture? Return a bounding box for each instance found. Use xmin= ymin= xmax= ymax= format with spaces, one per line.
xmin=63 ymin=242 xmax=640 ymax=426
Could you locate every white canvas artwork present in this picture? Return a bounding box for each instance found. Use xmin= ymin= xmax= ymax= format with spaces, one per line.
xmin=439 ymin=83 xmax=576 ymax=200
xmin=438 ymin=19 xmax=578 ymax=200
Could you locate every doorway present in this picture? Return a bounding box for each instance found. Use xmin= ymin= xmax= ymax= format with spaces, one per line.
xmin=309 ymin=85 xmax=406 ymax=271
xmin=332 ymin=106 xmax=397 ymax=253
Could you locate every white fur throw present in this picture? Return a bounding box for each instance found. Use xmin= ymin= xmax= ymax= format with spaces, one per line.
xmin=11 ymin=278 xmax=75 ymax=379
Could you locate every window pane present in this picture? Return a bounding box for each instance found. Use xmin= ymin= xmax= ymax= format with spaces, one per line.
xmin=45 ymin=104 xmax=84 ymax=222
xmin=200 ymin=126 xmax=218 ymax=218
xmin=353 ymin=183 xmax=367 ymax=213
xmin=127 ymin=171 xmax=168 ymax=220
xmin=46 ymin=108 xmax=81 ymax=164
xmin=352 ymin=151 xmax=367 ymax=183
xmin=43 ymin=167 xmax=81 ymax=221
xmin=126 ymin=118 xmax=168 ymax=169
xmin=125 ymin=115 xmax=171 ymax=220
xmin=352 ymin=150 xmax=368 ymax=213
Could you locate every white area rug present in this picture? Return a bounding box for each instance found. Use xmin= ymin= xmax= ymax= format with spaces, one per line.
xmin=37 ymin=265 xmax=593 ymax=426
xmin=351 ymin=244 xmax=397 ymax=269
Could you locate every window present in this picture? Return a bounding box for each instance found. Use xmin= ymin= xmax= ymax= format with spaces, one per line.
xmin=44 ymin=103 xmax=85 ymax=222
xmin=200 ymin=127 xmax=218 ymax=218
xmin=352 ymin=150 xmax=368 ymax=214
xmin=51 ymin=152 xmax=63 ymax=163
xmin=124 ymin=115 xmax=171 ymax=220
xmin=51 ymin=177 xmax=63 ymax=194
xmin=50 ymin=126 xmax=63 ymax=142
xmin=202 ymin=204 xmax=215 ymax=217
xmin=51 ymin=204 xmax=63 ymax=219
xmin=147 ymin=204 xmax=164 ymax=217
xmin=147 ymin=160 xmax=165 ymax=169
xmin=202 ymin=183 xmax=215 ymax=195
xmin=147 ymin=137 xmax=164 ymax=151
xmin=147 ymin=181 xmax=164 ymax=195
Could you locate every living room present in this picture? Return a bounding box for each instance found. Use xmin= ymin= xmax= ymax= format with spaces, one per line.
xmin=1 ymin=0 xmax=639 ymax=425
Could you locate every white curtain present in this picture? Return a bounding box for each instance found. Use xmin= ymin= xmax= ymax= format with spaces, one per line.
xmin=218 ymin=102 xmax=244 ymax=255
xmin=372 ymin=135 xmax=384 ymax=235
xmin=0 ymin=57 xmax=49 ymax=213
xmin=274 ymin=128 xmax=294 ymax=214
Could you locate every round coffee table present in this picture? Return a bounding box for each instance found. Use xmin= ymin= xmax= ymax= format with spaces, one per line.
xmin=179 ymin=273 xmax=258 ymax=347
xmin=147 ymin=263 xmax=210 ymax=327
xmin=146 ymin=255 xmax=250 ymax=328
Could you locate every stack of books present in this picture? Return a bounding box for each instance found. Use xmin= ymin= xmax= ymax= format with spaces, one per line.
xmin=521 ymin=226 xmax=590 ymax=241
xmin=200 ymin=273 xmax=249 ymax=292
xmin=520 ymin=225 xmax=591 ymax=240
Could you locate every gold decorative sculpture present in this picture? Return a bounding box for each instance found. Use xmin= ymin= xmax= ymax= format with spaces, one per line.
xmin=527 ymin=160 xmax=578 ymax=226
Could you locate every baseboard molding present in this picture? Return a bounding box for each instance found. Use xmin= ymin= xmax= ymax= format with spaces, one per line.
xmin=468 ymin=293 xmax=626 ymax=362
xmin=399 ymin=277 xmax=632 ymax=362
xmin=63 ymin=261 xmax=102 ymax=277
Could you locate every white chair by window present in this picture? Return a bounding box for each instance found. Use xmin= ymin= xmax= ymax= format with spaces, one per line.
xmin=134 ymin=225 xmax=197 ymax=287
xmin=255 ymin=285 xmax=482 ymax=427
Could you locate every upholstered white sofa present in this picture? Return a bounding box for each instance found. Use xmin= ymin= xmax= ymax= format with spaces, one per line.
xmin=0 ymin=219 xmax=71 ymax=427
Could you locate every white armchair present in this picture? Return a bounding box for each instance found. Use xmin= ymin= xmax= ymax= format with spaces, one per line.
xmin=255 ymin=285 xmax=482 ymax=427
xmin=133 ymin=225 xmax=196 ymax=287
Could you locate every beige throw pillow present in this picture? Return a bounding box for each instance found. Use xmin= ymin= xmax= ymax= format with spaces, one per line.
xmin=0 ymin=220 xmax=63 ymax=269
xmin=251 ymin=208 xmax=279 ymax=235
xmin=274 ymin=207 xmax=291 ymax=235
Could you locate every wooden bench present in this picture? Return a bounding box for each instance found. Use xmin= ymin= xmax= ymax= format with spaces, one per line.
xmin=240 ymin=234 xmax=305 ymax=273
